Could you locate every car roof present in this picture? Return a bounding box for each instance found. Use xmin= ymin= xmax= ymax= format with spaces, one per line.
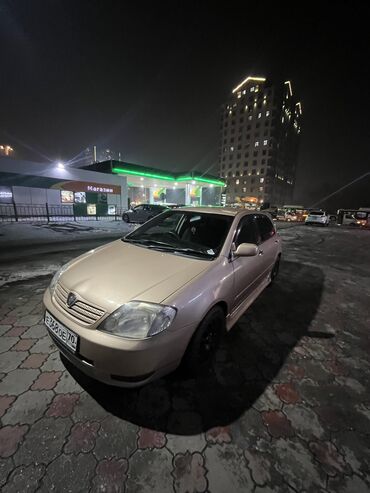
xmin=179 ymin=207 xmax=261 ymax=217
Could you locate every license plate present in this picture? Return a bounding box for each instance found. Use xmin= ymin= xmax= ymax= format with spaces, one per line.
xmin=44 ymin=311 xmax=78 ymax=353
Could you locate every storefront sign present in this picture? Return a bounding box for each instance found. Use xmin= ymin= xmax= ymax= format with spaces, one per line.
xmin=87 ymin=185 xmax=114 ymax=193
xmin=56 ymin=181 xmax=121 ymax=194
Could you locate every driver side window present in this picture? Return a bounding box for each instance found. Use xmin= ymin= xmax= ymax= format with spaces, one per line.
xmin=235 ymin=216 xmax=260 ymax=246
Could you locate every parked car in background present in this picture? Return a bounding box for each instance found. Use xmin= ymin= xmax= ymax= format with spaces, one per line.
xmin=336 ymin=209 xmax=357 ymax=225
xmin=305 ymin=210 xmax=330 ymax=226
xmin=259 ymin=204 xmax=278 ymax=219
xmin=354 ymin=209 xmax=370 ymax=228
xmin=43 ymin=208 xmax=281 ymax=387
xmin=285 ymin=211 xmax=298 ymax=222
xmin=122 ymin=204 xmax=168 ymax=223
xmin=276 ymin=209 xmax=287 ymax=221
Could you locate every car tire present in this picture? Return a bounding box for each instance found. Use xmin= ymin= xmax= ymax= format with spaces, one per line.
xmin=122 ymin=214 xmax=130 ymax=223
xmin=269 ymin=255 xmax=280 ymax=285
xmin=182 ymin=306 xmax=225 ymax=375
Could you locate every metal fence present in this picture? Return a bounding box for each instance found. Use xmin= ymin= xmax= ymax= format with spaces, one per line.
xmin=0 ymin=203 xmax=125 ymax=222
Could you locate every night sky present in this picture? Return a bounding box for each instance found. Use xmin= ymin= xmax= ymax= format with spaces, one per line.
xmin=1 ymin=1 xmax=369 ymax=209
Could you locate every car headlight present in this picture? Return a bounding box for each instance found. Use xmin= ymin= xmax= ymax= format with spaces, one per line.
xmin=49 ymin=260 xmax=74 ymax=294
xmin=98 ymin=301 xmax=177 ymax=339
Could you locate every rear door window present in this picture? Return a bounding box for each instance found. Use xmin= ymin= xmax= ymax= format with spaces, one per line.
xmin=255 ymin=215 xmax=275 ymax=242
xmin=235 ymin=215 xmax=260 ymax=246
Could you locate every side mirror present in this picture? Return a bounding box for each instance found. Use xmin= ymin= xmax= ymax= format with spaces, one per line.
xmin=234 ymin=242 xmax=258 ymax=257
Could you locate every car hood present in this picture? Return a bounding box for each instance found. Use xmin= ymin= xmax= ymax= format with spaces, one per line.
xmin=59 ymin=239 xmax=211 ymax=312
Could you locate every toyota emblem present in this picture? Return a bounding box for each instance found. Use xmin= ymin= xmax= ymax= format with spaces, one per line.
xmin=67 ymin=292 xmax=77 ymax=308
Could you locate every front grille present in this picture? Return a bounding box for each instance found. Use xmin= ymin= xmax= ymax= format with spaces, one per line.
xmin=54 ymin=283 xmax=105 ymax=325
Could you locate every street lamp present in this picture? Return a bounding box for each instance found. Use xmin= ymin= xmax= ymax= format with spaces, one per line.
xmin=57 ymin=162 xmax=65 ymax=169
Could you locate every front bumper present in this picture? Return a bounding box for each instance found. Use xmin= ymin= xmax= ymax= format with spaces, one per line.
xmin=43 ymin=289 xmax=194 ymax=387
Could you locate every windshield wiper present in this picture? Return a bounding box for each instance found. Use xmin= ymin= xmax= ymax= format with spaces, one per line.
xmin=146 ymin=245 xmax=213 ymax=258
xmin=123 ymin=238 xmax=213 ymax=258
xmin=122 ymin=238 xmax=174 ymax=248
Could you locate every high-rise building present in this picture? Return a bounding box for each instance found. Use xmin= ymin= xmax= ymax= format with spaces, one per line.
xmin=218 ymin=76 xmax=302 ymax=206
xmin=83 ymin=146 xmax=121 ymax=166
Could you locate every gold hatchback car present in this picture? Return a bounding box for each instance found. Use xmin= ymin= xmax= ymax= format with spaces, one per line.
xmin=43 ymin=207 xmax=281 ymax=387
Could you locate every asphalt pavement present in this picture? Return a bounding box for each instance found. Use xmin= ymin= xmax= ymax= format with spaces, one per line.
xmin=0 ymin=223 xmax=369 ymax=492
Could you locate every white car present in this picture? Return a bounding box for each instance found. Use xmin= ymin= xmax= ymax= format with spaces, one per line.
xmin=305 ymin=210 xmax=330 ymax=226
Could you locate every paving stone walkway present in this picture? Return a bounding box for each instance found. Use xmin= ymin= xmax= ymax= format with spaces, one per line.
xmin=0 ymin=227 xmax=370 ymax=492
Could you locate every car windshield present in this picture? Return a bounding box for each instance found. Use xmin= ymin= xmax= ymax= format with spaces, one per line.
xmin=123 ymin=210 xmax=233 ymax=259
xmin=310 ymin=211 xmax=324 ymax=215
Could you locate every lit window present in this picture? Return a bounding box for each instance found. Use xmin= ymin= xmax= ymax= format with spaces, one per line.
xmin=255 ymin=141 xmax=259 ymax=147
xmin=245 ymin=105 xmax=248 ymax=111
xmin=260 ymin=178 xmax=264 ymax=183
xmin=250 ymin=87 xmax=255 ymax=92
xmin=236 ymin=179 xmax=240 ymax=185
xmin=259 ymin=187 xmax=264 ymax=192
xmin=258 ymin=113 xmax=262 ymax=118
xmin=266 ymin=111 xmax=270 ymax=117
xmin=263 ymin=140 xmax=268 ymax=145
xmin=242 ymin=187 xmax=247 ymax=193
xmin=248 ymin=115 xmax=252 ymax=121
xmin=230 ymin=146 xmax=234 ymax=152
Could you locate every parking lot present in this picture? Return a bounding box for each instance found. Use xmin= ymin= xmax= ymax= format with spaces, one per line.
xmin=0 ymin=223 xmax=369 ymax=492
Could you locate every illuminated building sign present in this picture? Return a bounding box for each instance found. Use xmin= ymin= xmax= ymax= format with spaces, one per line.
xmin=74 ymin=192 xmax=86 ymax=203
xmin=87 ymin=185 xmax=114 ymax=193
xmin=87 ymin=204 xmax=96 ymax=215
xmin=52 ymin=181 xmax=121 ymax=194
xmin=61 ymin=190 xmax=74 ymax=203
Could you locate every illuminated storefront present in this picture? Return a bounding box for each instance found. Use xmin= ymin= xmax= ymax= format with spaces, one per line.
xmin=0 ymin=157 xmax=225 ymax=215
xmin=84 ymin=160 xmax=226 ymax=207
xmin=0 ymin=157 xmax=127 ymax=216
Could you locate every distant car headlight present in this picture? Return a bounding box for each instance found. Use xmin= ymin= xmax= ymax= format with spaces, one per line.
xmin=99 ymin=301 xmax=177 ymax=339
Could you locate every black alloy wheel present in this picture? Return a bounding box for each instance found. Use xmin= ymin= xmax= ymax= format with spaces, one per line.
xmin=270 ymin=256 xmax=280 ymax=284
xmin=182 ymin=306 xmax=225 ymax=375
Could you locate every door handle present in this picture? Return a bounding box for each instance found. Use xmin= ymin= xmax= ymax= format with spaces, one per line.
xmin=258 ymin=249 xmax=264 ymax=256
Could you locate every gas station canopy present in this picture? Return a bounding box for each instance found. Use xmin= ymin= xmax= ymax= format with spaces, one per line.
xmin=110 ymin=161 xmax=226 ymax=189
